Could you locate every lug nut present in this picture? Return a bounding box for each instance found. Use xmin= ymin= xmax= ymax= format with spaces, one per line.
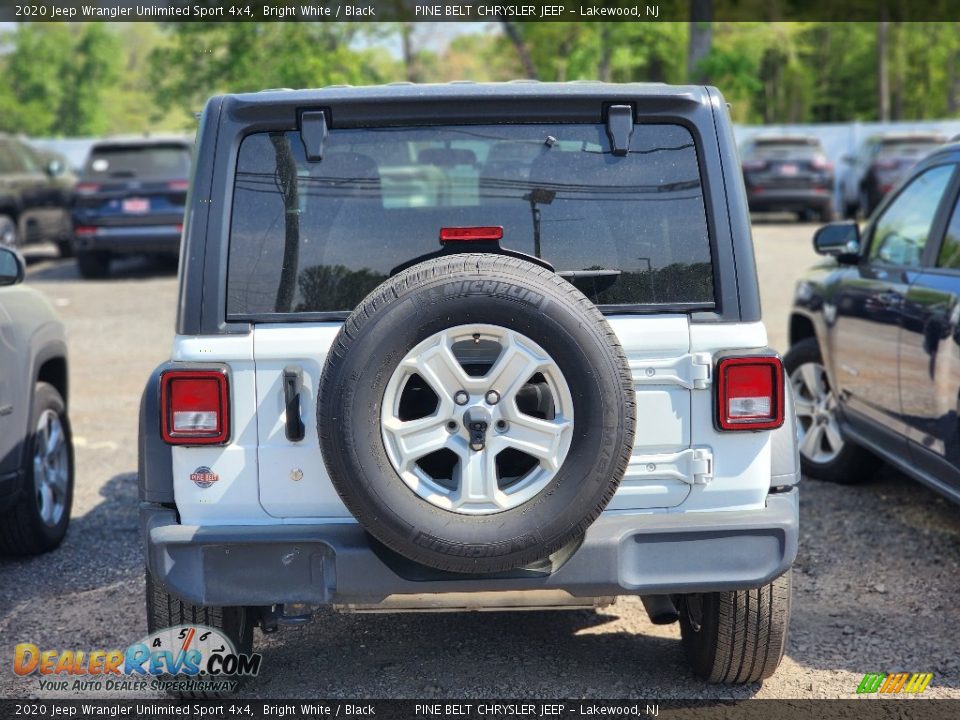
xmin=454 ymin=390 xmax=469 ymax=405
xmin=485 ymin=390 xmax=500 ymax=405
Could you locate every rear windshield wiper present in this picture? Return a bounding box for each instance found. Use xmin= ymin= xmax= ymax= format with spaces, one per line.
xmin=556 ymin=270 xmax=622 ymax=279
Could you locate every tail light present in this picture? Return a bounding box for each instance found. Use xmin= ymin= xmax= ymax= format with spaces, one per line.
xmin=811 ymin=156 xmax=833 ymax=172
xmin=168 ymin=180 xmax=190 ymax=191
xmin=75 ymin=182 xmax=100 ymax=195
xmin=742 ymin=160 xmax=767 ymax=171
xmin=160 ymin=370 xmax=230 ymax=445
xmin=74 ymin=226 xmax=97 ymax=236
xmin=440 ymin=226 xmax=504 ymax=243
xmin=716 ymin=356 xmax=785 ymax=431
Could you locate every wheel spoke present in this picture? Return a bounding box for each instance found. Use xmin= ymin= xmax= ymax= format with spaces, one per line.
xmin=793 ymin=395 xmax=816 ymax=419
xmin=453 ymin=449 xmax=500 ymax=509
xmin=46 ymin=418 xmax=63 ymax=458
xmin=799 ymin=363 xmax=826 ymax=401
xmin=823 ymin=419 xmax=844 ymax=453
xmin=414 ymin=337 xmax=472 ymax=400
xmin=383 ymin=415 xmax=451 ymax=469
xmin=800 ymin=423 xmax=825 ymax=459
xmin=485 ymin=333 xmax=543 ymax=401
xmin=500 ymin=414 xmax=570 ymax=471
xmin=38 ymin=483 xmax=54 ymax=524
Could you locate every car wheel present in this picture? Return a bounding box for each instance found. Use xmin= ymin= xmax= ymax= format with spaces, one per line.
xmin=679 ymin=570 xmax=792 ymax=683
xmin=783 ymin=337 xmax=879 ymax=483
xmin=76 ymin=250 xmax=110 ymax=279
xmin=145 ymin=570 xmax=252 ymax=697
xmin=56 ymin=239 xmax=74 ymax=258
xmin=318 ymin=253 xmax=636 ymax=574
xmin=0 ymin=214 xmax=19 ymax=248
xmin=818 ymin=206 xmax=835 ymax=223
xmin=0 ymin=382 xmax=74 ymax=556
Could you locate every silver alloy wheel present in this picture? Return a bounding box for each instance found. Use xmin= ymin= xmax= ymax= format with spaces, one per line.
xmin=32 ymin=409 xmax=69 ymax=527
xmin=790 ymin=361 xmax=844 ymax=464
xmin=381 ymin=324 xmax=574 ymax=515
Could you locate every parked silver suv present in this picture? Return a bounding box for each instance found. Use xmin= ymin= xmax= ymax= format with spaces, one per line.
xmin=0 ymin=247 xmax=74 ymax=555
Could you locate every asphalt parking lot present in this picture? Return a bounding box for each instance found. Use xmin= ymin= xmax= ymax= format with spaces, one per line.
xmin=2 ymin=220 xmax=959 ymax=699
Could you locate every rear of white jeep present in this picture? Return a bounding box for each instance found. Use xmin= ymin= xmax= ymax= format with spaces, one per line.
xmin=139 ymin=83 xmax=799 ymax=684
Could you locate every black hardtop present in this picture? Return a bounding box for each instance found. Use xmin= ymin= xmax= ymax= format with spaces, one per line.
xmin=177 ymin=82 xmax=761 ymax=336
xmin=220 ymin=81 xmax=712 ymax=128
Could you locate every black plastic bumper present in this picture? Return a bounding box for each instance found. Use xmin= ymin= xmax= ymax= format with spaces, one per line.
xmin=142 ymin=489 xmax=799 ymax=607
xmin=747 ymin=188 xmax=832 ymax=211
xmin=74 ymin=226 xmax=181 ymax=255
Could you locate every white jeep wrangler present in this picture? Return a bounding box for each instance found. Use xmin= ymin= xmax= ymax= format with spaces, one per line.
xmin=139 ymin=82 xmax=799 ymax=684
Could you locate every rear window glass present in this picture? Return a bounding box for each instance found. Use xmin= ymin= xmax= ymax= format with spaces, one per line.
xmin=226 ymin=123 xmax=713 ymax=317
xmin=749 ymin=141 xmax=821 ymax=159
xmin=878 ymin=140 xmax=943 ymax=157
xmin=84 ymin=144 xmax=191 ymax=180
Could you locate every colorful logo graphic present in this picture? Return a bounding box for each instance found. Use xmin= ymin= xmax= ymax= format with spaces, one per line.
xmin=190 ymin=466 xmax=219 ymax=488
xmin=856 ymin=672 xmax=933 ymax=694
xmin=13 ymin=624 xmax=261 ymax=694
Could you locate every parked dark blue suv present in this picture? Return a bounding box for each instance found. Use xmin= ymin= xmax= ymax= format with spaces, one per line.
xmin=72 ymin=137 xmax=192 ymax=278
xmin=787 ymin=141 xmax=960 ymax=503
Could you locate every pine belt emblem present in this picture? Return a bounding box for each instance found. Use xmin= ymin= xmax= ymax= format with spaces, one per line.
xmin=190 ymin=466 xmax=219 ymax=489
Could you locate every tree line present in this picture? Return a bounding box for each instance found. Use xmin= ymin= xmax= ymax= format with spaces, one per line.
xmin=1 ymin=20 xmax=958 ymax=137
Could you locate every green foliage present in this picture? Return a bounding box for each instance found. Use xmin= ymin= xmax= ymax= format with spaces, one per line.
xmin=0 ymin=23 xmax=121 ymax=136
xmin=147 ymin=23 xmax=398 ymax=119
xmin=1 ymin=20 xmax=959 ymax=139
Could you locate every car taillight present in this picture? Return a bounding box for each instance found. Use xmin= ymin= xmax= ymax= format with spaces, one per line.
xmin=75 ymin=182 xmax=100 ymax=195
xmin=168 ymin=180 xmax=190 ymax=191
xmin=439 ymin=226 xmax=504 ymax=243
xmin=716 ymin=356 xmax=784 ymax=431
xmin=74 ymin=226 xmax=97 ymax=236
xmin=742 ymin=160 xmax=767 ymax=171
xmin=811 ymin=156 xmax=833 ymax=171
xmin=160 ymin=370 xmax=230 ymax=445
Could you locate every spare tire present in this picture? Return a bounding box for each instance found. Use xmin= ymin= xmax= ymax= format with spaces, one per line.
xmin=318 ymin=254 xmax=635 ymax=573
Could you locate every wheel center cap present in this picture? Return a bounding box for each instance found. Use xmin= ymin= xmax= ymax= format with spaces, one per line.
xmin=463 ymin=406 xmax=493 ymax=451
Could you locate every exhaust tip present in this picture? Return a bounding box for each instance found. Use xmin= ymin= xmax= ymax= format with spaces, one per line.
xmin=641 ymin=594 xmax=680 ymax=625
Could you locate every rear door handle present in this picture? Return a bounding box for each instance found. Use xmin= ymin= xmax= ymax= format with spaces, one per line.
xmin=282 ymin=366 xmax=305 ymax=442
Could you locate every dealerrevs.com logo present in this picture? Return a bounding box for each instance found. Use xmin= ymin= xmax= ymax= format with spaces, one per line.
xmin=13 ymin=624 xmax=261 ymax=694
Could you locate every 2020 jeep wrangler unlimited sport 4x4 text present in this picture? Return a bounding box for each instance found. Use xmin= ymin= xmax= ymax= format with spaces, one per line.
xmin=139 ymin=82 xmax=799 ymax=685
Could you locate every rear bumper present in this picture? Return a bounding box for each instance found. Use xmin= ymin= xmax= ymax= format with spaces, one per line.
xmin=74 ymin=225 xmax=181 ymax=254
xmin=142 ymin=489 xmax=799 ymax=607
xmin=747 ymin=188 xmax=832 ymax=211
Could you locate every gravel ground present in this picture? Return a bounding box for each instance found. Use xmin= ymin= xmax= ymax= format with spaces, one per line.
xmin=1 ymin=221 xmax=958 ymax=700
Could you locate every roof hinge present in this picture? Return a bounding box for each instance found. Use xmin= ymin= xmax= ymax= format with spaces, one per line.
xmin=299 ymin=110 xmax=329 ymax=161
xmin=606 ymin=104 xmax=634 ymax=157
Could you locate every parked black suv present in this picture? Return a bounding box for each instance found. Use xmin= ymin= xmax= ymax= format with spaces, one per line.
xmin=741 ymin=135 xmax=834 ymax=222
xmin=72 ymin=137 xmax=192 ymax=278
xmin=787 ymin=141 xmax=960 ymax=504
xmin=0 ymin=134 xmax=75 ymax=257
